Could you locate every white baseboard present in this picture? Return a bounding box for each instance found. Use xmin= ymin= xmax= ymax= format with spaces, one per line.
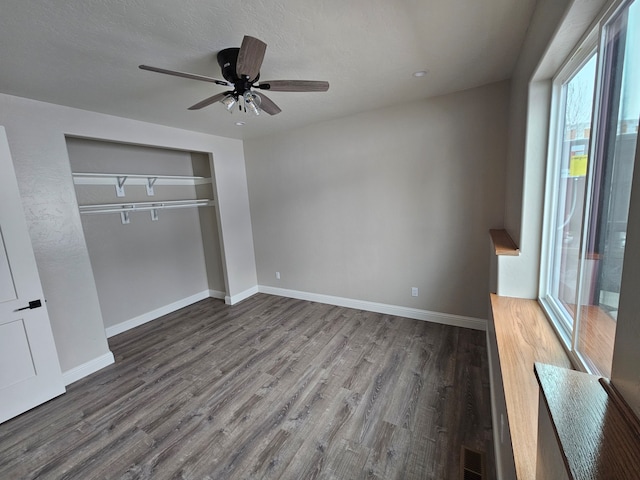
xmin=209 ymin=289 xmax=226 ymax=300
xmin=62 ymin=351 xmax=115 ymax=386
xmin=225 ymin=285 xmax=260 ymax=305
xmin=258 ymin=285 xmax=487 ymax=330
xmin=105 ymin=290 xmax=219 ymax=338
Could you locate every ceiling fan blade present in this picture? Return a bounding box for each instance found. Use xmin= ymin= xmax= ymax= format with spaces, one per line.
xmin=257 ymin=92 xmax=282 ymax=116
xmin=188 ymin=92 xmax=230 ymax=110
xmin=236 ymin=36 xmax=267 ymax=80
xmin=258 ymin=80 xmax=329 ymax=92
xmin=139 ymin=65 xmax=232 ymax=86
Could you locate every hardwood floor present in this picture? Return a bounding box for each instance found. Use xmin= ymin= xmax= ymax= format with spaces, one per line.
xmin=0 ymin=294 xmax=493 ymax=479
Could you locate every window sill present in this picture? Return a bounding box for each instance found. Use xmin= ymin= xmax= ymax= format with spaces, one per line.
xmin=489 ymin=294 xmax=573 ymax=479
xmin=490 ymin=229 xmax=520 ymax=256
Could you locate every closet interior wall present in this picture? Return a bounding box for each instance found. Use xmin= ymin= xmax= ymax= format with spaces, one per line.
xmin=66 ymin=137 xmax=226 ymax=333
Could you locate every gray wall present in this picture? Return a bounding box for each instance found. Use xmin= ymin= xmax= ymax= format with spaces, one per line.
xmin=67 ymin=138 xmax=225 ymax=330
xmin=612 ymin=120 xmax=640 ymax=418
xmin=245 ymin=81 xmax=509 ymax=319
xmin=502 ymin=0 xmax=572 ymax=247
xmin=0 ymin=93 xmax=255 ymax=376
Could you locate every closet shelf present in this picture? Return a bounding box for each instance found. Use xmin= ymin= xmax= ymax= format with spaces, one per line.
xmin=72 ymin=172 xmax=211 ymax=185
xmin=72 ymin=172 xmax=212 ymax=197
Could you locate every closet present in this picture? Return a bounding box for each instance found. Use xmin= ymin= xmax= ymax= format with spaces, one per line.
xmin=66 ymin=137 xmax=226 ymax=336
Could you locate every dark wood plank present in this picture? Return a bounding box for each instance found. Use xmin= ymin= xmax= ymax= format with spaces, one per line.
xmin=535 ymin=363 xmax=640 ymax=480
xmin=0 ymin=294 xmax=493 ymax=479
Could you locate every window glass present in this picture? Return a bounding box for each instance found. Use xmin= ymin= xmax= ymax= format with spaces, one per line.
xmin=576 ymin=0 xmax=639 ymax=375
xmin=548 ymin=56 xmax=597 ymax=330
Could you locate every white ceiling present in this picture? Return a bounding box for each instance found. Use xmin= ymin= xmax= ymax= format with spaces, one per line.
xmin=0 ymin=0 xmax=536 ymax=140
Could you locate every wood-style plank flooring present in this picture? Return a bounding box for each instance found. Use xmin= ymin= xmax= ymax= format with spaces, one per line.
xmin=0 ymin=294 xmax=494 ymax=479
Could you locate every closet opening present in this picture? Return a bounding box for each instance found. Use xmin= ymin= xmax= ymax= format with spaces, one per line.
xmin=66 ymin=137 xmax=227 ymax=337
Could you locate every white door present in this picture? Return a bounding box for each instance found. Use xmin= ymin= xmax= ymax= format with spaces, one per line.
xmin=0 ymin=127 xmax=65 ymax=424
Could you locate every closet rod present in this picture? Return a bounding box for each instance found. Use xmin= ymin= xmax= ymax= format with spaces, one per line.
xmin=79 ymin=199 xmax=214 ymax=215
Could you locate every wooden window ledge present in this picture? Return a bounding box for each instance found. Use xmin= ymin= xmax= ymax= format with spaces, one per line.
xmin=490 ymin=229 xmax=520 ymax=256
xmin=490 ymin=294 xmax=572 ymax=479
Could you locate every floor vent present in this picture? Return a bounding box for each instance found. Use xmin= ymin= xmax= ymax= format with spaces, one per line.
xmin=461 ymin=446 xmax=485 ymax=480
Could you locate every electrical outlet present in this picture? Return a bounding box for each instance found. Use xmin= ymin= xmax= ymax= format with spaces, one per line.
xmin=275 ymin=271 xmax=281 ymax=280
xmin=411 ymin=287 xmax=418 ymax=297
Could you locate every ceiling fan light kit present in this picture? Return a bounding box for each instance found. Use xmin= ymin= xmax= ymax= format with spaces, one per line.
xmin=139 ymin=35 xmax=329 ymax=117
xmin=243 ymin=91 xmax=261 ymax=115
xmin=221 ymin=94 xmax=237 ymax=112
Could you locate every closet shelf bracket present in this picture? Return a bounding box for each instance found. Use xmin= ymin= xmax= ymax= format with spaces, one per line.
xmin=116 ymin=176 xmax=127 ymax=197
xmin=146 ymin=177 xmax=158 ymax=196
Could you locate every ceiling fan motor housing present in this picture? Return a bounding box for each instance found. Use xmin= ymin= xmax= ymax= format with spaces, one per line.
xmin=217 ymin=48 xmax=258 ymax=95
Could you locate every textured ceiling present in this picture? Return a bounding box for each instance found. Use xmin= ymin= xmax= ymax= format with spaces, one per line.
xmin=0 ymin=0 xmax=536 ymax=140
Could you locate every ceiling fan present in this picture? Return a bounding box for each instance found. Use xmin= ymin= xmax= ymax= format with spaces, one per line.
xmin=139 ymin=35 xmax=329 ymax=116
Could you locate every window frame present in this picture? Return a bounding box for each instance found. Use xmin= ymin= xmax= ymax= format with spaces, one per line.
xmin=539 ymin=0 xmax=634 ymax=374
xmin=540 ymin=39 xmax=599 ymax=360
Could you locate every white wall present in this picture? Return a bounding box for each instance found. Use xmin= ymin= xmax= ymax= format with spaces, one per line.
xmin=0 ymin=93 xmax=256 ymax=376
xmin=498 ymin=0 xmax=572 ymax=298
xmin=245 ymin=81 xmax=509 ymax=320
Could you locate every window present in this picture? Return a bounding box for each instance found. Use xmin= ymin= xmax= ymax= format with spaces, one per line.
xmin=541 ymin=0 xmax=640 ymax=376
